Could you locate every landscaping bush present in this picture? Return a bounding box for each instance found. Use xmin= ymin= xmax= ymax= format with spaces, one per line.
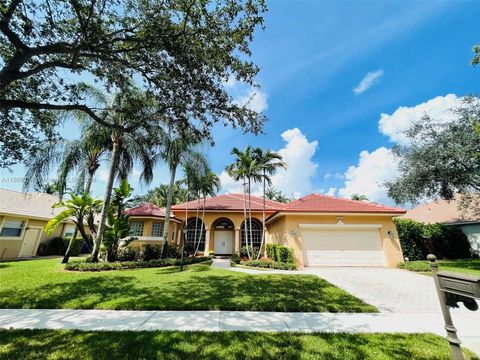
xmin=395 ymin=218 xmax=471 ymax=261
xmin=139 ymin=244 xmax=162 ymax=261
xmin=231 ymin=254 xmax=241 ymax=264
xmin=65 ymin=256 xmax=212 ymax=271
xmin=163 ymin=243 xmax=182 ymax=259
xmin=397 ymin=261 xmax=431 ymax=272
xmin=117 ymin=246 xmax=139 ymax=262
xmin=266 ymin=244 xmax=276 ymax=260
xmin=240 ymin=246 xmax=259 ymax=259
xmin=240 ymin=259 xmax=297 ymax=270
xmin=47 ymin=237 xmax=67 ymax=255
xmin=64 ymin=237 xmax=83 ymax=256
xmin=275 ymin=245 xmax=294 ymax=263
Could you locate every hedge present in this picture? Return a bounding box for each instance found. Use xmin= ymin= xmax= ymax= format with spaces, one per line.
xmin=397 ymin=261 xmax=431 ymax=272
xmin=240 ymin=259 xmax=297 ymax=270
xmin=395 ymin=218 xmax=471 ymax=261
xmin=266 ymin=244 xmax=294 ymax=263
xmin=65 ymin=257 xmax=212 ymax=272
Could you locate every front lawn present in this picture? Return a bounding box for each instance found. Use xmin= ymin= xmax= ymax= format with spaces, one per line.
xmin=399 ymin=259 xmax=480 ymax=276
xmin=1 ymin=330 xmax=478 ymax=360
xmin=0 ymin=258 xmax=376 ymax=312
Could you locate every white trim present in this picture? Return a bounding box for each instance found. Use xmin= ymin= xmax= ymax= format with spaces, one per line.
xmin=266 ymin=212 xmax=401 ymax=224
xmin=298 ymin=223 xmax=383 ymax=231
xmin=0 ymin=217 xmax=28 ymax=240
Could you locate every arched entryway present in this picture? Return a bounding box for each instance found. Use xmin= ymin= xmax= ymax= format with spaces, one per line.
xmin=184 ymin=217 xmax=205 ymax=254
xmin=213 ymin=218 xmax=234 ymax=255
xmin=241 ymin=218 xmax=262 ymax=251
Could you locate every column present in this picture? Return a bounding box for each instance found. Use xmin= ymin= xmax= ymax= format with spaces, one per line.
xmin=177 ymin=229 xmax=182 ymax=245
xmin=234 ymin=228 xmax=240 ymax=255
xmin=204 ymin=228 xmax=211 ymax=255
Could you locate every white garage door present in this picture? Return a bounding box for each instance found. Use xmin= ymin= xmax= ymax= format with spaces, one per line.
xmin=302 ymin=229 xmax=385 ymax=267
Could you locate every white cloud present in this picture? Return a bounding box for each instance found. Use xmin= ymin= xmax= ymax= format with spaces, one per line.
xmin=98 ymin=170 xmax=109 ymax=182
xmin=338 ymin=147 xmax=400 ymax=204
xmin=353 ymin=69 xmax=384 ymax=95
xmin=220 ymin=128 xmax=319 ymax=198
xmin=378 ymin=94 xmax=461 ymax=145
xmin=326 ymin=187 xmax=337 ymax=196
xmin=234 ymin=88 xmax=268 ymax=113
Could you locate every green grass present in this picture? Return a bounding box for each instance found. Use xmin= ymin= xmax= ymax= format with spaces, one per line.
xmin=0 ymin=330 xmax=478 ymax=360
xmin=0 ymin=258 xmax=376 ymax=312
xmin=400 ymin=259 xmax=480 ymax=276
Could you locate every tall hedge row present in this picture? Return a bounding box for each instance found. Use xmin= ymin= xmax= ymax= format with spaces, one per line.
xmin=266 ymin=244 xmax=294 ymax=263
xmin=395 ymin=218 xmax=471 ymax=261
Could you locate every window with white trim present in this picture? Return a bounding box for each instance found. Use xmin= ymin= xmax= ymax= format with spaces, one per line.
xmin=64 ymin=225 xmax=76 ymax=239
xmin=0 ymin=220 xmax=25 ymax=237
xmin=152 ymin=222 xmax=164 ymax=237
xmin=129 ymin=221 xmax=144 ymax=236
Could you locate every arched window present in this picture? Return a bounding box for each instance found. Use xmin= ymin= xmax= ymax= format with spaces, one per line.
xmin=241 ymin=219 xmax=262 ymax=250
xmin=184 ymin=218 xmax=205 ymax=252
xmin=213 ymin=218 xmax=234 ymax=230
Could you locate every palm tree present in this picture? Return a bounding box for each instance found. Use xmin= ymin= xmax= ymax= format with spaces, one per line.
xmin=152 ymin=130 xmax=208 ymax=257
xmin=131 ymin=182 xmax=191 ymax=207
xmin=225 ymin=146 xmax=262 ymax=259
xmin=194 ymin=169 xmax=221 ymax=256
xmin=253 ymin=148 xmax=286 ymax=259
xmin=351 ymin=194 xmax=369 ymax=201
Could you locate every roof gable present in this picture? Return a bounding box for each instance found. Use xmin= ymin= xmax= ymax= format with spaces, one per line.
xmin=0 ymin=188 xmax=62 ymax=220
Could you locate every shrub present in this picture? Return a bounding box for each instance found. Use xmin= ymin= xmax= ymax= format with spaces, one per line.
xmin=47 ymin=237 xmax=67 ymax=255
xmin=231 ymin=254 xmax=241 ymax=264
xmin=163 ymin=243 xmax=182 ymax=259
xmin=65 ymin=256 xmax=212 ymax=272
xmin=395 ymin=218 xmax=471 ymax=261
xmin=117 ymin=246 xmax=139 ymax=262
xmin=139 ymin=244 xmax=162 ymax=261
xmin=266 ymin=244 xmax=277 ymax=260
xmin=240 ymin=259 xmax=297 ymax=270
xmin=240 ymin=246 xmax=259 ymax=259
xmin=275 ymin=245 xmax=294 ymax=263
xmin=397 ymin=261 xmax=431 ymax=272
xmin=65 ymin=237 xmax=83 ymax=256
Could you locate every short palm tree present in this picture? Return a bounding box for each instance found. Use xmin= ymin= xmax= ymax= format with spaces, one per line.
xmin=253 ymin=148 xmax=286 ymax=258
xmin=152 ymin=130 xmax=208 ymax=257
xmin=351 ymin=194 xmax=369 ymax=201
xmin=225 ymin=146 xmax=262 ymax=259
xmin=194 ymin=168 xmax=221 ymax=255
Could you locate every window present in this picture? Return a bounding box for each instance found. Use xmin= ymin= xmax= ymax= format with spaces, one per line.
xmin=129 ymin=221 xmax=144 ymax=236
xmin=184 ymin=218 xmax=205 ymax=252
xmin=241 ymin=219 xmax=262 ymax=250
xmin=152 ymin=222 xmax=164 ymax=237
xmin=63 ymin=225 xmax=76 ymax=239
xmin=214 ymin=218 xmax=234 ymax=230
xmin=0 ymin=220 xmax=25 ymax=237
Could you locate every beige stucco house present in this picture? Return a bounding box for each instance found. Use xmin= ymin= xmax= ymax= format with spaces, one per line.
xmin=127 ymin=193 xmax=406 ymax=268
xmin=0 ymin=188 xmax=76 ymax=260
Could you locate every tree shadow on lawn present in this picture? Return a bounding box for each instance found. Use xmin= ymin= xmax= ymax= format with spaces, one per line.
xmin=0 ymin=329 xmax=469 ymax=360
xmin=0 ymin=268 xmax=376 ymax=312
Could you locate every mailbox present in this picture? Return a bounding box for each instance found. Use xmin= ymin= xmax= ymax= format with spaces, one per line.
xmin=428 ymin=254 xmax=480 ymax=360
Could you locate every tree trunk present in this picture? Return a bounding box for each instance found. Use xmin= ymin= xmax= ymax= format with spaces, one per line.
xmin=243 ymin=176 xmax=250 ymax=259
xmin=248 ymin=178 xmax=253 ymax=258
xmin=180 ymin=183 xmax=189 ymax=272
xmin=62 ymin=170 xmax=95 ymax=264
xmin=257 ymin=172 xmax=266 ymax=260
xmin=91 ymin=136 xmax=121 ymax=262
xmin=195 ymin=195 xmax=206 ymax=256
xmin=161 ymin=164 xmax=177 ymax=258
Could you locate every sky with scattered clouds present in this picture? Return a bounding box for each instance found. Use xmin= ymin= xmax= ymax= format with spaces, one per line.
xmin=1 ymin=1 xmax=479 ymax=208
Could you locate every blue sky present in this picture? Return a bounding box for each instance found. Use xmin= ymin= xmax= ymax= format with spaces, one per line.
xmin=1 ymin=1 xmax=479 ymax=206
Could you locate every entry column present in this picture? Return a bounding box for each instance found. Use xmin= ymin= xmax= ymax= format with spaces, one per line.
xmin=204 ymin=228 xmax=211 ymax=255
xmin=234 ymin=228 xmax=240 ymax=255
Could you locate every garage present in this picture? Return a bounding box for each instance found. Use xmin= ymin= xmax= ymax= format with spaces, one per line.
xmin=301 ymin=225 xmax=385 ymax=267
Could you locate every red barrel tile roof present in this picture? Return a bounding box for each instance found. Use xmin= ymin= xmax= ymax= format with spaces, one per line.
xmin=125 ymin=203 xmax=178 ymax=219
xmin=280 ymin=193 xmax=406 ymax=214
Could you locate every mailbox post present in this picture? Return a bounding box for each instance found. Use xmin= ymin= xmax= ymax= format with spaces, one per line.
xmin=428 ymin=254 xmax=480 ymax=360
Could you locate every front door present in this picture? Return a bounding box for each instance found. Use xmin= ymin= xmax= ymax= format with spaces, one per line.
xmin=214 ymin=231 xmax=233 ymax=255
xmin=19 ymin=228 xmax=41 ymax=257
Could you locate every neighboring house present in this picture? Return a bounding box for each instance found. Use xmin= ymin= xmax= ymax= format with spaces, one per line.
xmin=124 ymin=203 xmax=181 ymax=246
xmin=125 ymin=193 xmax=405 ymax=268
xmin=0 ymin=188 xmax=76 ymax=260
xmin=402 ymin=195 xmax=480 ymax=256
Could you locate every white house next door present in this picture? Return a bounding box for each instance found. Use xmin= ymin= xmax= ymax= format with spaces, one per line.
xmin=214 ymin=231 xmax=233 ymax=255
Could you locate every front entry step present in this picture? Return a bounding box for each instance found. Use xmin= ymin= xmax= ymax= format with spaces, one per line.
xmin=214 ymin=255 xmax=232 ymax=259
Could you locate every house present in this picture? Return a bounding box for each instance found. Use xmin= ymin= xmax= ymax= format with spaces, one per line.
xmin=403 ymin=195 xmax=480 ymax=256
xmin=0 ymin=188 xmax=76 ymax=259
xmin=127 ymin=193 xmax=405 ymax=267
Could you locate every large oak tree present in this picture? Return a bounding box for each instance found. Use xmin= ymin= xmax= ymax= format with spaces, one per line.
xmin=0 ymin=0 xmax=267 ymax=167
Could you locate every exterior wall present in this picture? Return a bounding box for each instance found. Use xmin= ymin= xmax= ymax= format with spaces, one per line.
xmin=127 ymin=217 xmax=178 ymax=248
xmin=459 ymin=223 xmax=480 ymax=256
xmin=266 ymin=214 xmax=404 ymax=268
xmin=173 ymin=211 xmax=270 ymax=255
